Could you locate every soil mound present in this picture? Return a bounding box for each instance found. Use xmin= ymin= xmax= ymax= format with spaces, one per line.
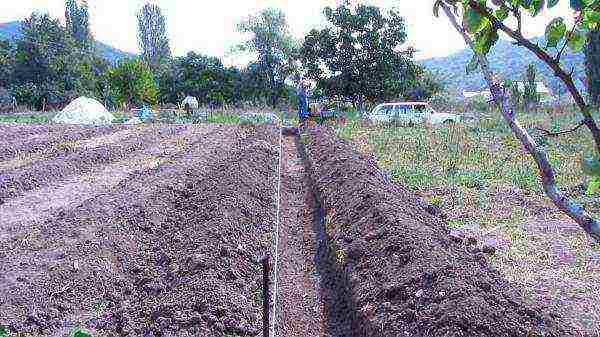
xmin=303 ymin=126 xmax=578 ymax=337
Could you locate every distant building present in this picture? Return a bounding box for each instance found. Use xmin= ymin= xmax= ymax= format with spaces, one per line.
xmin=514 ymin=81 xmax=551 ymax=96
xmin=462 ymin=90 xmax=492 ymax=100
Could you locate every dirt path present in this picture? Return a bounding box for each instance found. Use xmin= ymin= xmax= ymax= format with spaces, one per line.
xmin=275 ymin=133 xmax=351 ymax=336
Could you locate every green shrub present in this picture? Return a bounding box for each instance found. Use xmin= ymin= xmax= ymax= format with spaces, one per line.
xmin=106 ymin=59 xmax=158 ymax=109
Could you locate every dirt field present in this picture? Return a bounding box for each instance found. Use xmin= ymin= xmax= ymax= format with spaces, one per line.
xmin=1 ymin=120 xmax=597 ymax=337
xmin=0 ymin=123 xmax=279 ymax=336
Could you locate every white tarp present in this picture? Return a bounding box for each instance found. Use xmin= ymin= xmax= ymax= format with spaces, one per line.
xmin=181 ymin=96 xmax=199 ymax=110
xmin=52 ymin=97 xmax=114 ymax=126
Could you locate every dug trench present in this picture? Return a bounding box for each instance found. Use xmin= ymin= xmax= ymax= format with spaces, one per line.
xmin=273 ymin=130 xmax=353 ymax=336
xmin=291 ymin=125 xmax=584 ymax=337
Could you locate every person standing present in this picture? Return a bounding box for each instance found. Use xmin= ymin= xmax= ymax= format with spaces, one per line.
xmin=297 ymin=80 xmax=310 ymax=123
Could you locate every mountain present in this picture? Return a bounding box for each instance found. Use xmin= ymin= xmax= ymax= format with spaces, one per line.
xmin=420 ymin=37 xmax=587 ymax=95
xmin=0 ymin=21 xmax=136 ymax=63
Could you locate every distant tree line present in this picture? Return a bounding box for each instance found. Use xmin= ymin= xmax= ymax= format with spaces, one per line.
xmin=0 ymin=1 xmax=441 ymax=112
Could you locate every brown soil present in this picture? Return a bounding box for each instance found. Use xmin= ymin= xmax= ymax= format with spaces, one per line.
xmin=0 ymin=125 xmax=193 ymax=200
xmin=275 ymin=134 xmax=331 ymax=336
xmin=0 ymin=124 xmax=127 ymax=161
xmin=302 ymin=126 xmax=581 ymax=337
xmin=0 ymin=124 xmax=279 ymax=337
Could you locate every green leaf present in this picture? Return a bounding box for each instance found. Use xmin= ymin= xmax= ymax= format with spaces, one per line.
xmin=570 ymin=0 xmax=583 ymax=10
xmin=474 ymin=26 xmax=499 ymax=55
xmin=587 ymin=177 xmax=600 ymax=196
xmin=582 ymin=155 xmax=600 ymax=177
xmin=545 ymin=17 xmax=566 ymax=48
xmin=72 ymin=328 xmax=92 ymax=337
xmin=582 ymin=10 xmax=600 ymax=27
xmin=547 ymin=0 xmax=559 ymax=8
xmin=0 ymin=326 xmax=7 ymax=337
xmin=567 ymin=28 xmax=586 ymax=52
xmin=495 ymin=6 xmax=510 ymax=21
xmin=529 ymin=0 xmax=545 ymax=16
xmin=464 ymin=6 xmax=484 ymax=33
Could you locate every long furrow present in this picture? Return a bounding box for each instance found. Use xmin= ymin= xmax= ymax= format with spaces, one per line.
xmin=274 ymin=132 xmax=351 ymax=336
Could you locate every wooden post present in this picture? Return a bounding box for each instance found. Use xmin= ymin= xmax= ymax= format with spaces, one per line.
xmin=261 ymin=254 xmax=270 ymax=337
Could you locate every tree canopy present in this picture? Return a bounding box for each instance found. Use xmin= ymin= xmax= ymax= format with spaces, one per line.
xmin=137 ymin=3 xmax=171 ymax=71
xmin=235 ymin=8 xmax=299 ymax=106
xmin=300 ymin=4 xmax=440 ymax=106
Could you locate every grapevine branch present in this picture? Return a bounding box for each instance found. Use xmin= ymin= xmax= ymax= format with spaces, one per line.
xmin=437 ymin=1 xmax=600 ymax=243
xmin=467 ymin=0 xmax=600 ymax=154
xmin=536 ymin=121 xmax=585 ymax=137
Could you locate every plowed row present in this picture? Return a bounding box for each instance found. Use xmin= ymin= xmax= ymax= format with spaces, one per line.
xmin=0 ymin=123 xmax=279 ymax=337
xmin=302 ymin=126 xmax=578 ymax=337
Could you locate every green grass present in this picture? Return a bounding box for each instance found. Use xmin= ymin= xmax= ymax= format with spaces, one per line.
xmin=337 ymin=107 xmax=600 ymax=331
xmin=0 ymin=112 xmax=56 ymax=123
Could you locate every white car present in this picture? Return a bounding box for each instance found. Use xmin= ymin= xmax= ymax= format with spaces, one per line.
xmin=366 ymin=102 xmax=460 ymax=126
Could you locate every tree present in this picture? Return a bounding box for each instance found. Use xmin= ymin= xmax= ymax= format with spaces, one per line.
xmin=12 ymin=13 xmax=97 ymax=109
xmin=65 ymin=0 xmax=91 ymax=45
xmin=301 ymin=4 xmax=430 ymax=110
xmin=235 ymin=8 xmax=298 ymax=107
xmin=107 ymin=58 xmax=158 ymax=110
xmin=523 ymin=64 xmax=538 ymax=112
xmin=137 ymin=3 xmax=171 ymax=71
xmin=0 ymin=40 xmax=15 ymax=88
xmin=433 ymin=0 xmax=600 ymax=242
xmin=586 ymin=29 xmax=600 ymax=105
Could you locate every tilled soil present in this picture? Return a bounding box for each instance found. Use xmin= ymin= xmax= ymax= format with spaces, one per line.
xmin=0 ymin=125 xmax=194 ymax=200
xmin=302 ymin=126 xmax=580 ymax=337
xmin=0 ymin=124 xmax=279 ymax=337
xmin=0 ymin=124 xmax=127 ymax=161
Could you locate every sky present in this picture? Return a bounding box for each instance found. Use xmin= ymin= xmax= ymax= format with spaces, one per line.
xmin=0 ymin=0 xmax=577 ymax=65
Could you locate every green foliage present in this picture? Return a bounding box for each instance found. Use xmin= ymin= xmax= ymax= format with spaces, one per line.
xmin=65 ymin=0 xmax=91 ymax=44
xmin=235 ymin=8 xmax=298 ymax=107
xmin=585 ymin=29 xmax=600 ymax=105
xmin=545 ymin=18 xmax=567 ymax=48
xmin=0 ymin=325 xmax=7 ymax=337
xmin=301 ymin=4 xmax=435 ymax=105
xmin=137 ymin=3 xmax=171 ymax=71
xmin=71 ymin=327 xmax=92 ymax=337
xmin=107 ymin=59 xmax=158 ymax=108
xmin=588 ymin=176 xmax=600 ymax=195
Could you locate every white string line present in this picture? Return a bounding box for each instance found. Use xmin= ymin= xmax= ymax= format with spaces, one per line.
xmin=270 ymin=116 xmax=284 ymax=337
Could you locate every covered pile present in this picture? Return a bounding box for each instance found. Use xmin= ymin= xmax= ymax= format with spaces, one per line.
xmin=52 ymin=97 xmax=114 ymax=126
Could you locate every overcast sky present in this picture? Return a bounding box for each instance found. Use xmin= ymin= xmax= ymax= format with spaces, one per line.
xmin=0 ymin=0 xmax=577 ymax=65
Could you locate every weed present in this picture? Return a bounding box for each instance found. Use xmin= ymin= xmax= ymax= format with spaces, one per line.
xmin=71 ymin=327 xmax=92 ymax=337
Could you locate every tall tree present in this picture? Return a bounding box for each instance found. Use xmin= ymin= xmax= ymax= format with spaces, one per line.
xmin=236 ymin=8 xmax=298 ymax=107
xmin=523 ymin=64 xmax=538 ymax=112
xmin=137 ymin=3 xmax=171 ymax=71
xmin=65 ymin=0 xmax=91 ymax=45
xmin=301 ymin=4 xmax=428 ymax=110
xmin=586 ymin=29 xmax=600 ymax=106
xmin=0 ymin=40 xmax=15 ymax=88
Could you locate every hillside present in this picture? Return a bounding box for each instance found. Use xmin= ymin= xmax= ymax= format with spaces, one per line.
xmin=0 ymin=21 xmax=135 ymax=63
xmin=420 ymin=37 xmax=587 ymax=95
